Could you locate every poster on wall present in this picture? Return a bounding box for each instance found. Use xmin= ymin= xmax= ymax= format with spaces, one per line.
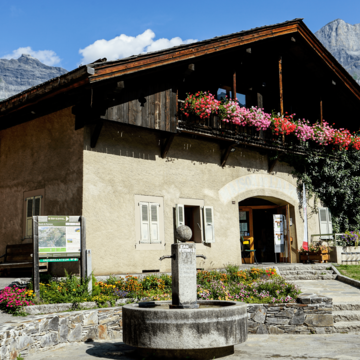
xmin=273 ymin=215 xmax=285 ymax=253
xmin=38 ymin=216 xmax=81 ymax=255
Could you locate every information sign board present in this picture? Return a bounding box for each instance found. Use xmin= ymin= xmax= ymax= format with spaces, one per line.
xmin=38 ymin=216 xmax=81 ymax=255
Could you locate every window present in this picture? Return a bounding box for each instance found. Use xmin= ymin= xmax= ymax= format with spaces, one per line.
xmin=139 ymin=202 xmax=161 ymax=244
xmin=318 ymin=207 xmax=333 ymax=239
xmin=135 ymin=195 xmax=164 ymax=250
xmin=176 ymin=200 xmax=215 ymax=244
xmin=217 ymin=87 xmax=246 ymax=107
xmin=23 ymin=189 xmax=45 ymax=239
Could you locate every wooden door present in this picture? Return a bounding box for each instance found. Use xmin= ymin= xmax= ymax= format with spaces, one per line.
xmin=239 ymin=207 xmax=254 ymax=264
xmin=277 ymin=205 xmax=291 ymax=263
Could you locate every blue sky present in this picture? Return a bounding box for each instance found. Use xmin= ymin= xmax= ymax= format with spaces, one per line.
xmin=1 ymin=0 xmax=359 ymax=71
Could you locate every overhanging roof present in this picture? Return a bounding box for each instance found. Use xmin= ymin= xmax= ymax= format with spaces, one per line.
xmin=1 ymin=18 xmax=360 ymax=120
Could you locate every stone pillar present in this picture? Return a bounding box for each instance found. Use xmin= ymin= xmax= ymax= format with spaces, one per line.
xmin=171 ymin=243 xmax=198 ymax=309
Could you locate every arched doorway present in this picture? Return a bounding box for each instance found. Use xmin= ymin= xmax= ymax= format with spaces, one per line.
xmin=239 ymin=196 xmax=296 ymax=264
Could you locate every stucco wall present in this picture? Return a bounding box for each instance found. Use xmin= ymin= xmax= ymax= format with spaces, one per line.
xmin=83 ymin=121 xmax=320 ymax=275
xmin=0 ymin=107 xmax=83 ymax=265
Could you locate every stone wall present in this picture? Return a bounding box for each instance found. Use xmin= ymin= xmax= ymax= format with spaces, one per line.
xmin=0 ymin=307 xmax=122 ymax=360
xmin=330 ymin=246 xmax=360 ymax=264
xmin=248 ymin=294 xmax=333 ymax=334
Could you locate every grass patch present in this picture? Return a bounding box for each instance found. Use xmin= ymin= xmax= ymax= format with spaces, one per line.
xmin=336 ymin=265 xmax=360 ymax=281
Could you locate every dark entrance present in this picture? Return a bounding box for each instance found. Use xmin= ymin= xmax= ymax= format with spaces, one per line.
xmin=253 ymin=209 xmax=278 ymax=263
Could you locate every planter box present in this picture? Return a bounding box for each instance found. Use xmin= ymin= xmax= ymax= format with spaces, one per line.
xmin=330 ymin=246 xmax=360 ymax=264
xmin=300 ymin=250 xmax=330 ymax=264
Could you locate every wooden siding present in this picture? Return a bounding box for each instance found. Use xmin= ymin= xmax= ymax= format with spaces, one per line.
xmin=102 ymin=87 xmax=177 ymax=133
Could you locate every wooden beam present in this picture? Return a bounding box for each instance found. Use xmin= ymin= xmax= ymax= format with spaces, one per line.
xmin=161 ymin=134 xmax=175 ymax=158
xmin=90 ymin=119 xmax=104 ymax=148
xmin=221 ymin=143 xmax=236 ymax=168
xmin=114 ymin=80 xmax=125 ymax=93
xmin=268 ymin=157 xmax=277 ymax=173
xmin=184 ymin=64 xmax=195 ymax=76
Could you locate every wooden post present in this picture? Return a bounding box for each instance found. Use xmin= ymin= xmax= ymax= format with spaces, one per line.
xmin=279 ymin=56 xmax=284 ymax=115
xmin=232 ymin=71 xmax=237 ymax=100
xmin=32 ymin=216 xmax=40 ymax=299
xmin=80 ymin=216 xmax=86 ymax=283
xmin=279 ymin=56 xmax=285 ymax=143
xmin=320 ymin=99 xmax=323 ymax=125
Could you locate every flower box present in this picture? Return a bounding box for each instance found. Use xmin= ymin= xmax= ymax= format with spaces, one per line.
xmin=300 ymin=249 xmax=330 ymax=264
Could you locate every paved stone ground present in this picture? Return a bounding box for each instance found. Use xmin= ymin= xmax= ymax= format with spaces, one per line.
xmin=25 ymin=334 xmax=360 ymax=359
xmin=293 ymin=280 xmax=360 ymax=303
xmin=0 ymin=277 xmax=18 ymax=290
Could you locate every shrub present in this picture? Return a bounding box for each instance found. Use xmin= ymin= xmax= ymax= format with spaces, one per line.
xmin=0 ymin=286 xmax=34 ymax=315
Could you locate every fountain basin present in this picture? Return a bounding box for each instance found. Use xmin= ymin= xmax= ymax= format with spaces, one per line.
xmin=123 ymin=300 xmax=247 ymax=350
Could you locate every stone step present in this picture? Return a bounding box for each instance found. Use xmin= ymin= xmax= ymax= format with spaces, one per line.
xmin=333 ymin=321 xmax=360 ymax=333
xmin=333 ymin=311 xmax=360 ymax=322
xmin=282 ymin=275 xmax=337 ymax=281
xmin=276 ymin=265 xmax=333 ymax=271
xmin=333 ymin=303 xmax=360 ymax=311
xmin=280 ymin=270 xmax=334 ymax=275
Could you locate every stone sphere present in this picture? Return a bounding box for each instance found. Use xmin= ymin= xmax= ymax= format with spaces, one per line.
xmin=175 ymin=225 xmax=193 ymax=242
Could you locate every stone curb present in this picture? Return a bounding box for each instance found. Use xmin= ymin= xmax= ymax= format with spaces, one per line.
xmin=331 ymin=264 xmax=360 ymax=289
xmin=23 ymin=298 xmax=132 ymax=315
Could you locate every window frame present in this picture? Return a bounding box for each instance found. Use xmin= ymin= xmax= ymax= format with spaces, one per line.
xmin=135 ymin=195 xmax=165 ymax=250
xmin=23 ymin=189 xmax=45 ymax=240
xmin=177 ymin=198 xmax=209 ymax=247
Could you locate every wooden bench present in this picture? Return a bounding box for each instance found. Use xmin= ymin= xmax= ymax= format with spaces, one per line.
xmin=0 ymin=244 xmax=48 ymax=272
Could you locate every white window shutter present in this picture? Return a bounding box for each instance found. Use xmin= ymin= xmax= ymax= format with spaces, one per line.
xmin=26 ymin=197 xmax=33 ymax=237
xmin=150 ymin=203 xmax=161 ymax=243
xmin=327 ymin=208 xmax=333 ymax=240
xmin=139 ymin=202 xmax=150 ymax=243
xmin=319 ymin=207 xmax=332 ymax=239
xmin=34 ymin=196 xmax=41 ymax=216
xmin=176 ymin=204 xmax=185 ymax=228
xmin=203 ymin=206 xmax=215 ymax=243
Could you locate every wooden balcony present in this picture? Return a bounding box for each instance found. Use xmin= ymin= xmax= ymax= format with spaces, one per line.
xmin=176 ymin=104 xmax=309 ymax=157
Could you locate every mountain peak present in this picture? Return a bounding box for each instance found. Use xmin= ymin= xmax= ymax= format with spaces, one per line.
xmin=0 ymin=56 xmax=67 ymax=100
xmin=315 ymin=19 xmax=360 ymax=81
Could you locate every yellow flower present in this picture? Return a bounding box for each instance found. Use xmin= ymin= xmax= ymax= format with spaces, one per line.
xmin=73 ymin=289 xmax=75 ymax=291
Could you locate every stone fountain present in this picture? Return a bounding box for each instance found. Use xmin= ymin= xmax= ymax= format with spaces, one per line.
xmin=123 ymin=225 xmax=247 ymax=359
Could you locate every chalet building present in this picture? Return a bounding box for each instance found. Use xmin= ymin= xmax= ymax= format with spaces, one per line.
xmin=1 ymin=19 xmax=360 ymax=275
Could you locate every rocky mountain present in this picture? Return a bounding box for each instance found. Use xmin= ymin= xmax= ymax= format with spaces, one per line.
xmin=315 ymin=19 xmax=360 ymax=85
xmin=0 ymin=54 xmax=67 ymax=100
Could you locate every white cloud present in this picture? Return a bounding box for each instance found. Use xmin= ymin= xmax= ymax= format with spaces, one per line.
xmin=79 ymin=29 xmax=197 ymax=64
xmin=2 ymin=47 xmax=61 ymax=66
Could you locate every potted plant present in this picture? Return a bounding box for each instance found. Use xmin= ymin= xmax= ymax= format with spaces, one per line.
xmin=298 ymin=242 xmax=332 ymax=263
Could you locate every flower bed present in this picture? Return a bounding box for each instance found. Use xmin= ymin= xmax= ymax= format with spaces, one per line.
xmin=181 ymin=91 xmax=360 ymax=151
xmin=0 ymin=266 xmax=300 ymax=315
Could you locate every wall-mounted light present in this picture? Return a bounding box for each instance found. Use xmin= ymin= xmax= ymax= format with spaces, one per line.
xmin=332 ymin=80 xmax=336 ymax=85
xmin=230 ymin=148 xmax=236 ymax=152
xmin=262 ymin=82 xmax=266 ymax=87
